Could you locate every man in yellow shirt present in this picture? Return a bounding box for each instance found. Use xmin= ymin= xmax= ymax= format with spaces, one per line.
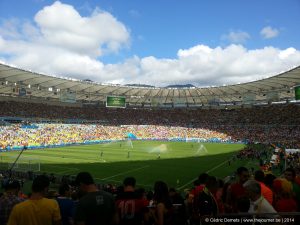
xmin=8 ymin=175 xmax=62 ymax=225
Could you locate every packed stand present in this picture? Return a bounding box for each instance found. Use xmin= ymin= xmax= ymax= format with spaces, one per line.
xmin=1 ymin=101 xmax=300 ymax=149
xmin=0 ymin=124 xmax=232 ymax=150
xmin=1 ymin=167 xmax=300 ymax=225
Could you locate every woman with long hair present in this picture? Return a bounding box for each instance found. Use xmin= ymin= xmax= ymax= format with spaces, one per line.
xmin=149 ymin=181 xmax=174 ymax=225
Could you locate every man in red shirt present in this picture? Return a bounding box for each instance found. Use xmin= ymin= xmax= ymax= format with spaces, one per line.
xmin=115 ymin=177 xmax=149 ymax=225
xmin=190 ymin=173 xmax=209 ymax=198
xmin=226 ymin=167 xmax=249 ymax=212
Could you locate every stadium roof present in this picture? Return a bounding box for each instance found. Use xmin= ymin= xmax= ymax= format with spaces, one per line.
xmin=0 ymin=62 xmax=299 ymax=107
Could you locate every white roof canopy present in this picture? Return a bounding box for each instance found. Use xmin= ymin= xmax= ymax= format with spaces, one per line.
xmin=0 ymin=63 xmax=299 ymax=106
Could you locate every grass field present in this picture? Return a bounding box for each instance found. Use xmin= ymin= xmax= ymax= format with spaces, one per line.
xmin=0 ymin=141 xmax=255 ymax=190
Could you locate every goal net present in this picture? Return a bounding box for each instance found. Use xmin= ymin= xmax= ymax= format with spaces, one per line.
xmin=1 ymin=155 xmax=41 ymax=172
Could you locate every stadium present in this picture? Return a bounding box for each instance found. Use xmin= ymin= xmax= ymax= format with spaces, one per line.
xmin=1 ymin=61 xmax=300 ymax=223
xmin=0 ymin=1 xmax=300 ymax=224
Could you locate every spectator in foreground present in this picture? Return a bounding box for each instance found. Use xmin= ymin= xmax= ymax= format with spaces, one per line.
xmin=115 ymin=177 xmax=149 ymax=225
xmin=149 ymin=181 xmax=173 ymax=225
xmin=169 ymin=187 xmax=187 ymax=225
xmin=272 ymin=178 xmax=298 ymax=212
xmin=196 ymin=176 xmax=219 ymax=221
xmin=7 ymin=175 xmax=61 ymax=225
xmin=74 ymin=172 xmax=117 ymax=225
xmin=254 ymin=170 xmax=273 ymax=205
xmin=226 ymin=167 xmax=249 ymax=212
xmin=243 ymin=180 xmax=277 ymax=218
xmin=284 ymin=167 xmax=300 ymax=206
xmin=56 ymin=183 xmax=75 ymax=225
xmin=0 ymin=180 xmax=23 ymax=225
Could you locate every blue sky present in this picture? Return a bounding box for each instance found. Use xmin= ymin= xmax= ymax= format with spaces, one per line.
xmin=0 ymin=0 xmax=299 ymax=86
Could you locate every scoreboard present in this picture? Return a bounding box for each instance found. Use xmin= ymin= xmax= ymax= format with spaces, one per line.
xmin=106 ymin=96 xmax=126 ymax=108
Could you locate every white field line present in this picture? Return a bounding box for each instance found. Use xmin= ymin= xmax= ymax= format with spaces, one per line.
xmin=101 ymin=165 xmax=150 ymax=180
xmin=177 ymin=159 xmax=229 ymax=190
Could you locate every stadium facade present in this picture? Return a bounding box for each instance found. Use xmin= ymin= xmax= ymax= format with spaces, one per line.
xmin=0 ymin=62 xmax=299 ymax=108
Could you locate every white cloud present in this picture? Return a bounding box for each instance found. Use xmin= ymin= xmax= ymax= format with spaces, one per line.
xmin=0 ymin=18 xmax=22 ymax=39
xmin=260 ymin=26 xmax=279 ymax=39
xmin=221 ymin=30 xmax=250 ymax=43
xmin=97 ymin=45 xmax=300 ymax=87
xmin=33 ymin=1 xmax=130 ymax=57
xmin=0 ymin=1 xmax=130 ymax=81
xmin=279 ymin=47 xmax=297 ymax=59
xmin=0 ymin=2 xmax=299 ymax=87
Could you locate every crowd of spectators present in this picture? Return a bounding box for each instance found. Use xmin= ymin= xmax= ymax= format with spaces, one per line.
xmin=0 ymin=167 xmax=300 ymax=225
xmin=286 ymin=152 xmax=300 ymax=169
xmin=0 ymin=101 xmax=300 ymax=149
xmin=0 ymin=124 xmax=231 ymax=149
xmin=1 ymin=101 xmax=300 ymax=126
xmin=0 ymin=100 xmax=300 ymax=223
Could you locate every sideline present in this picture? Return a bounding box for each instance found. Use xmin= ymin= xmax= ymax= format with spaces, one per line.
xmin=177 ymin=160 xmax=230 ymax=190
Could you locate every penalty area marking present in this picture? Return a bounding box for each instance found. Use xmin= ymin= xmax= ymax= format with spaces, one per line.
xmin=101 ymin=165 xmax=150 ymax=180
xmin=177 ymin=160 xmax=230 ymax=190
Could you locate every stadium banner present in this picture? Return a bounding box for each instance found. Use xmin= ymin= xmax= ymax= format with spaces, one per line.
xmin=285 ymin=149 xmax=300 ymax=153
xmin=266 ymin=91 xmax=279 ymax=102
xmin=60 ymin=91 xmax=76 ymax=103
xmin=106 ymin=96 xmax=126 ymax=108
xmin=18 ymin=87 xmax=27 ymax=96
xmin=295 ymin=86 xmax=300 ymax=100
xmin=242 ymin=93 xmax=256 ymax=104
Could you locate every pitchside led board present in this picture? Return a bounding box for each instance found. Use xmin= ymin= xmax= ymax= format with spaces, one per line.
xmin=295 ymin=86 xmax=300 ymax=100
xmin=106 ymin=96 xmax=126 ymax=108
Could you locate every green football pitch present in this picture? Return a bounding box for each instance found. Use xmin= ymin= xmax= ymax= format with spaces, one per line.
xmin=0 ymin=141 xmax=251 ymax=190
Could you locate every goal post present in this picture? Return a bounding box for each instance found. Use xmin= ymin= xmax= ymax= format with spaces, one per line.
xmin=2 ymin=155 xmax=41 ymax=172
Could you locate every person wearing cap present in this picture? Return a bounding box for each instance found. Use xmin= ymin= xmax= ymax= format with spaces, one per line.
xmin=7 ymin=175 xmax=62 ymax=225
xmin=74 ymin=172 xmax=117 ymax=225
xmin=0 ymin=180 xmax=23 ymax=224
